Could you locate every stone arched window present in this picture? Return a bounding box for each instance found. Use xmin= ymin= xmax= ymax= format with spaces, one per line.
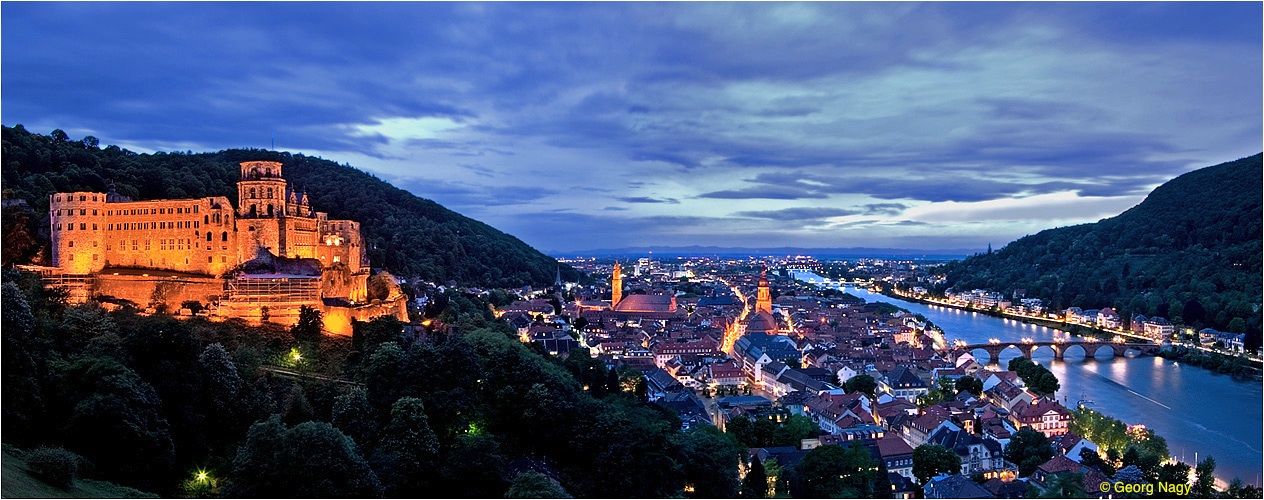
xmin=222 ymin=231 xmax=229 ymax=242
xmin=207 ymin=232 xmax=213 ymax=242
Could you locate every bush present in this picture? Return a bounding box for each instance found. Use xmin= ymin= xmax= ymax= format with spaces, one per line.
xmin=25 ymin=446 xmax=82 ymax=488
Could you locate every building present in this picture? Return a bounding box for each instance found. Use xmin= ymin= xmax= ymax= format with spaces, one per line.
xmin=42 ymin=161 xmax=406 ymax=333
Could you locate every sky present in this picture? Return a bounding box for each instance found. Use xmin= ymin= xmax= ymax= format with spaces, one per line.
xmin=3 ymin=2 xmax=1261 ymax=254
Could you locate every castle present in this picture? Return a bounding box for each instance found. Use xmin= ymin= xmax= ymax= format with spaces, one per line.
xmin=41 ymin=161 xmax=407 ymax=334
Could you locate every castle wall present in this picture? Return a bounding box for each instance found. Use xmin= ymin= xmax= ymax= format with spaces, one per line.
xmin=93 ymin=274 xmax=225 ymax=310
xmin=320 ymin=296 xmax=411 ymax=336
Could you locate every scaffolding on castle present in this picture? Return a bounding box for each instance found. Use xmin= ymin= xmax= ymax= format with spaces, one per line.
xmin=224 ymin=274 xmax=321 ymax=304
xmin=16 ymin=265 xmax=94 ymax=302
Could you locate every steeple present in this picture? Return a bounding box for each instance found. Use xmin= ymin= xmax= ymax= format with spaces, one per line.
xmin=611 ymin=261 xmax=623 ymax=309
xmin=756 ymin=264 xmax=772 ymax=314
xmin=555 ymin=265 xmax=563 ymax=287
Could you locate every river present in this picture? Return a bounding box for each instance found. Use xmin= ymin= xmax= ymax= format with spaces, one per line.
xmin=790 ymin=271 xmax=1263 ymax=486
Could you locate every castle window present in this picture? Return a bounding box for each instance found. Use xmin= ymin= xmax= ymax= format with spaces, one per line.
xmin=193 ymin=205 xmax=198 ymax=213
xmin=145 ymin=241 xmax=150 ymax=251
xmin=80 ymin=223 xmax=86 ymax=230
xmin=267 ymin=188 xmax=273 ymax=199
xmin=92 ymin=224 xmax=97 ymax=230
xmin=57 ymin=224 xmax=62 ymax=231
xmin=267 ymin=204 xmax=274 ymax=216
xmin=208 ymin=256 xmax=213 ymax=263
xmin=92 ymin=209 xmax=97 ymax=215
xmin=194 ymin=221 xmax=199 ymax=228
xmin=204 ymin=215 xmax=209 ymax=225
xmin=80 ymin=209 xmax=86 ymax=215
xmin=80 ymin=196 xmax=86 ymax=201
xmin=250 ymin=188 xmax=256 ymax=199
xmin=222 ymin=231 xmax=228 ymax=242
xmin=92 ymin=195 xmax=97 ymax=202
xmin=221 ymin=256 xmax=227 ymax=263
xmin=207 ymin=233 xmax=212 ymax=242
xmin=69 ymin=241 xmax=74 ymax=247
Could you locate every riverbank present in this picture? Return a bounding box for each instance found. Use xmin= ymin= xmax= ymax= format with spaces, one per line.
xmin=879 ymin=287 xmax=1262 ymax=376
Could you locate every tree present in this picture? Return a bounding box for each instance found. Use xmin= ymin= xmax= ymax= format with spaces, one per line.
xmin=59 ymin=357 xmax=176 ymax=490
xmin=955 ymin=375 xmax=983 ymax=396
xmin=225 ymin=417 xmax=382 ymax=498
xmin=506 ymin=471 xmax=571 ymax=498
xmin=844 ymin=374 xmax=877 ymax=398
xmin=1157 ymin=462 xmax=1191 ymax=491
xmin=281 ymin=384 xmax=315 ymax=426
xmin=741 ymin=455 xmax=767 ymax=498
xmin=291 ymin=305 xmax=323 ymax=344
xmin=331 ymin=386 xmax=377 ymax=449
xmin=1079 ymin=448 xmax=1115 ymax=477
xmin=374 ymin=397 xmax=440 ymax=496
xmin=913 ymin=444 xmax=962 ymax=485
xmin=1192 ymin=456 xmax=1216 ymax=498
xmin=678 ymin=425 xmax=741 ymax=498
xmin=771 ymin=415 xmax=819 ymax=447
xmin=1006 ymin=428 xmax=1055 ymax=477
xmin=1037 ymin=472 xmax=1086 ymax=498
xmin=789 ymin=443 xmax=881 ymax=498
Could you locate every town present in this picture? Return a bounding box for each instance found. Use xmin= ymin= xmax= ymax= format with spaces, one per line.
xmin=479 ymin=255 xmax=1243 ymax=498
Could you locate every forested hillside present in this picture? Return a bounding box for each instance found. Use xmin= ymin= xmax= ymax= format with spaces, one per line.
xmin=0 ymin=125 xmax=579 ymax=287
xmin=936 ymin=154 xmax=1262 ymax=348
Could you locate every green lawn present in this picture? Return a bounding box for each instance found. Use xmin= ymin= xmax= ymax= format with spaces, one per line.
xmin=1 ymin=445 xmax=157 ymax=498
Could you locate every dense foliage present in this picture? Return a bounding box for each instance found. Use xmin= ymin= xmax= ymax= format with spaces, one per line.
xmin=934 ymin=154 xmax=1263 ymax=350
xmin=1007 ymin=357 xmax=1061 ymax=396
xmin=0 ymin=125 xmax=580 ymax=287
xmin=1 ymin=267 xmax=745 ymax=498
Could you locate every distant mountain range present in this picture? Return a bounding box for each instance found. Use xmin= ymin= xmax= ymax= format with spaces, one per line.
xmin=937 ymin=153 xmax=1262 ymax=346
xmin=551 ymin=246 xmax=980 ymax=259
xmin=0 ymin=125 xmax=578 ymax=287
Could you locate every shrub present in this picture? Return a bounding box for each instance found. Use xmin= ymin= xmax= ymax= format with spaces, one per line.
xmin=25 ymin=446 xmax=82 ymax=488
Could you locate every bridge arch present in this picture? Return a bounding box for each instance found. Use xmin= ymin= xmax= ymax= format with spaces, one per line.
xmin=1031 ymin=344 xmax=1058 ymax=360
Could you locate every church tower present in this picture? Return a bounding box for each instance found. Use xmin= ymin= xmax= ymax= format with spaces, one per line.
xmin=611 ymin=261 xmax=623 ymax=309
xmin=756 ymin=265 xmax=772 ymax=314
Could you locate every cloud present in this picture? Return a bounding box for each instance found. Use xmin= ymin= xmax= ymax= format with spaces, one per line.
xmin=697 ymin=185 xmax=828 ymax=200
xmin=2 ymin=2 xmax=1259 ymax=251
xmin=734 ymin=207 xmax=861 ymax=220
xmin=862 ymin=203 xmax=907 ymax=215
xmin=615 ymin=196 xmax=680 ymax=204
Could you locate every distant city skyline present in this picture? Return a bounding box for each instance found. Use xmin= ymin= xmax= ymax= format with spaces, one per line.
xmin=3 ymin=2 xmax=1260 ymax=252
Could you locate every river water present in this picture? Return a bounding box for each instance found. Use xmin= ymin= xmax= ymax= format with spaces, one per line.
xmin=790 ymin=271 xmax=1263 ymax=485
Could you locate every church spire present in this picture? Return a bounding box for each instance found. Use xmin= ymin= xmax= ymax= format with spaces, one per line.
xmin=611 ymin=261 xmax=623 ymax=309
xmin=756 ymin=264 xmax=772 ymax=314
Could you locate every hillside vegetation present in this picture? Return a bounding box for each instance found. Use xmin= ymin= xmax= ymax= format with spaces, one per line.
xmin=1 ymin=125 xmax=579 ymax=287
xmin=936 ymin=154 xmax=1262 ymax=347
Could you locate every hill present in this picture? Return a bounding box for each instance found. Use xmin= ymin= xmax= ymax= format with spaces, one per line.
xmin=0 ymin=125 xmax=579 ymax=287
xmin=935 ymin=154 xmax=1262 ymax=347
xmin=1 ymin=445 xmax=157 ymax=498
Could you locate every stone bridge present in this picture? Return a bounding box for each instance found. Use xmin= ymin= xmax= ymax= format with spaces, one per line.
xmin=944 ymin=340 xmax=1161 ymax=365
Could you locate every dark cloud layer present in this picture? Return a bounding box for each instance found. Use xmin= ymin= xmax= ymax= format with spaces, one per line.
xmin=2 ymin=2 xmax=1259 ymax=251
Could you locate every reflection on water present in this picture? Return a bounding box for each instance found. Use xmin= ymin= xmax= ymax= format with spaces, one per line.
xmin=792 ymin=274 xmax=1262 ymax=486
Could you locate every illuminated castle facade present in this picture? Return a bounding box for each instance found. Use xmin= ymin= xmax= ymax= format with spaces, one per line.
xmin=44 ymin=161 xmax=404 ymax=334
xmin=49 ymin=161 xmax=363 ymax=277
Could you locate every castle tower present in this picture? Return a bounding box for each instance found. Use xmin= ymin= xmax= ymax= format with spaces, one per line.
xmin=756 ymin=265 xmax=772 ymax=314
xmin=49 ymin=192 xmax=107 ymax=274
xmin=236 ymin=161 xmax=288 ymax=259
xmin=611 ymin=261 xmax=623 ymax=309
xmin=237 ymin=161 xmax=287 ymax=219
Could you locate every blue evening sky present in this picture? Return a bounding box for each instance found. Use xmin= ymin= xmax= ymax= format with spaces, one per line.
xmin=3 ymin=2 xmax=1260 ymax=253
